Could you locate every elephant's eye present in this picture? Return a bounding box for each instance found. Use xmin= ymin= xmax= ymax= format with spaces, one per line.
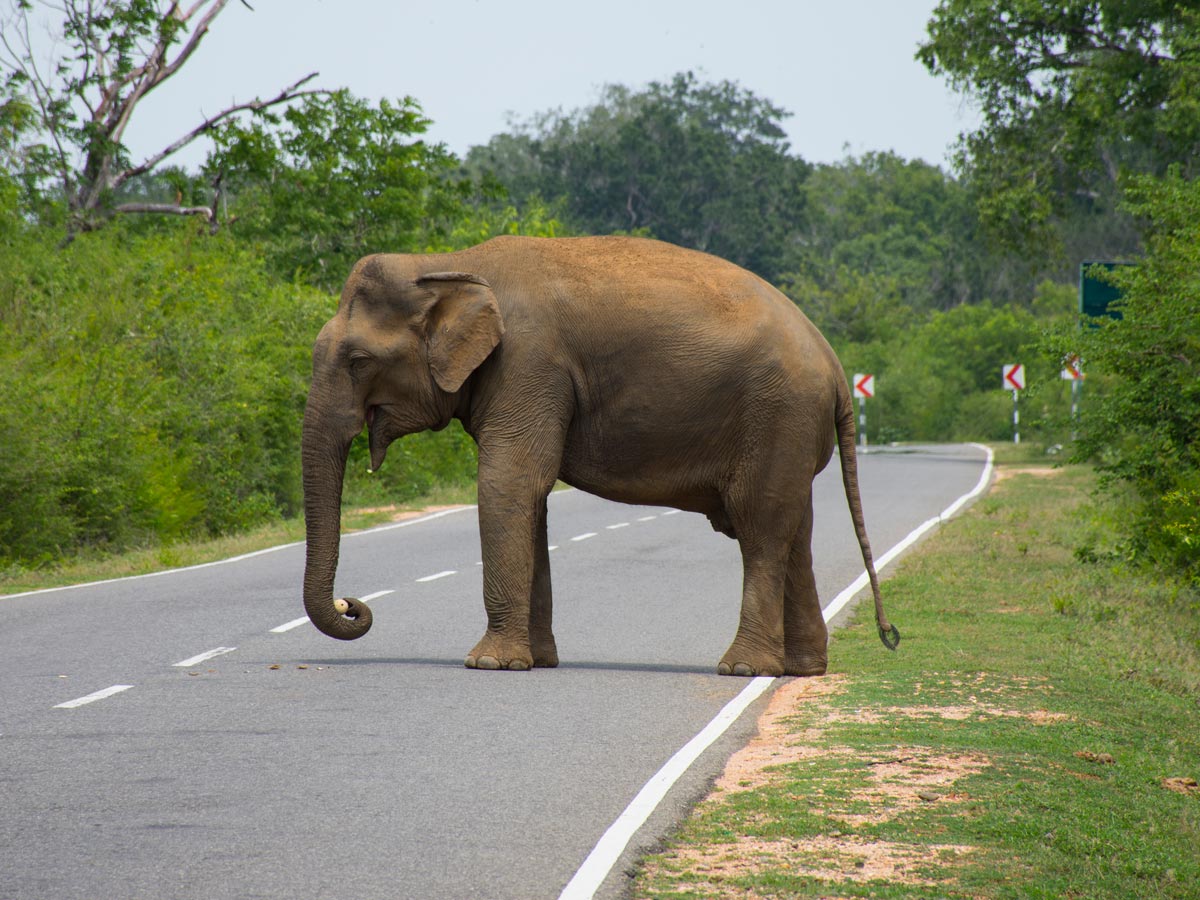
xmin=347 ymin=351 xmax=373 ymax=380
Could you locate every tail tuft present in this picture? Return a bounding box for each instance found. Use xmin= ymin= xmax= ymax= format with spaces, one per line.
xmin=878 ymin=623 xmax=900 ymax=651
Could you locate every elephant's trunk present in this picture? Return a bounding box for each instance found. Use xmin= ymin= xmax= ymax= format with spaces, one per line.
xmin=301 ymin=400 xmax=373 ymax=641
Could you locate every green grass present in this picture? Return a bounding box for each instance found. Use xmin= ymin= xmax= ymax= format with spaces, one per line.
xmin=634 ymin=458 xmax=1200 ymax=899
xmin=0 ymin=480 xmax=478 ymax=596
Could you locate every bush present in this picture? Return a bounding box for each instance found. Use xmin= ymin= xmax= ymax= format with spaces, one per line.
xmin=1051 ymin=171 xmax=1200 ymax=584
xmin=0 ymin=221 xmax=331 ymax=564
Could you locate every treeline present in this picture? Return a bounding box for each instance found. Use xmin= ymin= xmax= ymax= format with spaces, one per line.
xmin=1 ymin=1 xmax=1196 ymax=587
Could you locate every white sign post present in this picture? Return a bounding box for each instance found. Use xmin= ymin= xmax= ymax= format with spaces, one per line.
xmin=1061 ymin=354 xmax=1083 ymax=440
xmin=852 ymin=374 xmax=874 ymax=450
xmin=1003 ymin=364 xmax=1025 ymax=444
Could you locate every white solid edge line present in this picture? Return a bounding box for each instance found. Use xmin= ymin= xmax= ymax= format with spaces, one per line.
xmin=172 ymin=646 xmax=237 ymax=668
xmin=4 ymin=507 xmax=476 ymax=600
xmin=558 ymin=676 xmax=776 ymax=900
xmin=54 ymin=684 xmax=134 ymax=709
xmin=558 ymin=443 xmax=995 ymax=900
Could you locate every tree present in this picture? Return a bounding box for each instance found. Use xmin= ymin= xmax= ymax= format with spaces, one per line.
xmin=466 ymin=72 xmax=811 ymax=281
xmin=0 ymin=0 xmax=325 ymax=235
xmin=918 ymin=0 xmax=1200 ymax=254
xmin=203 ymin=90 xmax=471 ymax=288
xmin=789 ymin=152 xmax=989 ymax=312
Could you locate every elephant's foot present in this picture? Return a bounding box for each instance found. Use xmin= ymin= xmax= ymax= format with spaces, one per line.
xmin=717 ymin=645 xmax=785 ymax=678
xmin=464 ymin=632 xmax=533 ymax=671
xmin=784 ymin=653 xmax=828 ymax=677
xmin=531 ymin=633 xmax=559 ymax=668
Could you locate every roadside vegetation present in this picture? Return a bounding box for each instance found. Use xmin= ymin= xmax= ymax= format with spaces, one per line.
xmin=632 ymin=454 xmax=1200 ymax=899
xmin=1 ymin=0 xmax=1196 ymax=600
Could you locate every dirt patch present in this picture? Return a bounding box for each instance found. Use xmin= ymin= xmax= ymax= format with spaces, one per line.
xmin=1163 ymin=776 xmax=1199 ymax=797
xmin=839 ymin=748 xmax=991 ymax=827
xmin=652 ymin=836 xmax=974 ymax=891
xmin=714 ymin=675 xmax=852 ymax=793
xmin=816 ymin=703 xmax=1070 ymax=726
xmin=667 ymin=675 xmax=994 ymax=891
xmin=353 ymin=503 xmax=466 ymax=522
xmin=992 ymin=466 xmax=1063 ymax=487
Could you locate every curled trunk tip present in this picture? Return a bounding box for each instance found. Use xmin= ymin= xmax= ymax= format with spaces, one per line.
xmin=305 ymin=594 xmax=373 ymax=641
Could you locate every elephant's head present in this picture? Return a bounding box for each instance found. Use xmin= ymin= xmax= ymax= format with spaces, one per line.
xmin=301 ymin=255 xmax=504 ymax=640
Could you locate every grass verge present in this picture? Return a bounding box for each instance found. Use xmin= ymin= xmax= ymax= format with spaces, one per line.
xmin=633 ymin=460 xmax=1200 ymax=899
xmin=0 ymin=480 xmax=478 ymax=595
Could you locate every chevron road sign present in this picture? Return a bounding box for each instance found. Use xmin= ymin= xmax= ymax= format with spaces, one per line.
xmin=1003 ymin=364 xmax=1026 ymax=391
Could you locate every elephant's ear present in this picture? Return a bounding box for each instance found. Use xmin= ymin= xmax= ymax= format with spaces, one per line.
xmin=417 ymin=272 xmax=505 ymax=393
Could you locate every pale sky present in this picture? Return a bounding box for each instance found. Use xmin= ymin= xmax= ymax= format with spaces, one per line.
xmin=108 ymin=0 xmax=977 ymax=171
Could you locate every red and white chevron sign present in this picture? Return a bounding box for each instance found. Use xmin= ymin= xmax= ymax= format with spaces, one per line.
xmin=1003 ymin=364 xmax=1025 ymax=391
xmin=853 ymin=373 xmax=875 ymax=399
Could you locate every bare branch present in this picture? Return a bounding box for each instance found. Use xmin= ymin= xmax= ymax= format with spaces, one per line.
xmin=142 ymin=0 xmax=231 ymax=101
xmin=104 ymin=2 xmax=228 ymax=147
xmin=89 ymin=2 xmax=227 ymax=154
xmin=3 ymin=8 xmax=76 ymax=189
xmin=115 ymin=201 xmax=212 ymax=217
xmin=112 ymin=71 xmax=323 ymax=189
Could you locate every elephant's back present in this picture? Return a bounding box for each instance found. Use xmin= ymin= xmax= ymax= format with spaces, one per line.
xmin=464 ymin=235 xmax=815 ymax=333
xmin=449 ymin=236 xmax=840 ymax=400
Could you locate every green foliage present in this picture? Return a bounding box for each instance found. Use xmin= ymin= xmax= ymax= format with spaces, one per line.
xmin=0 ymin=220 xmax=329 ymax=564
xmin=831 ymin=301 xmax=1055 ymax=444
xmin=341 ymin=424 xmax=479 ymax=511
xmin=206 ymin=90 xmax=471 ymax=289
xmin=919 ymin=0 xmax=1200 ymax=254
xmin=1049 ymin=171 xmax=1200 ymax=583
xmin=793 ymin=152 xmax=988 ymax=311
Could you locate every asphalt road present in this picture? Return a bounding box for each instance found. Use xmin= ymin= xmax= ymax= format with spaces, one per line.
xmin=0 ymin=443 xmax=991 ymax=900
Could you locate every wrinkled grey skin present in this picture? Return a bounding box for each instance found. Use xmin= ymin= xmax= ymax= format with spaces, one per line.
xmin=301 ymin=235 xmax=896 ymax=676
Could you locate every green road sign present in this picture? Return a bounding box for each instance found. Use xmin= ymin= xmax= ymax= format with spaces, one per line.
xmin=1079 ymin=260 xmax=1131 ymax=320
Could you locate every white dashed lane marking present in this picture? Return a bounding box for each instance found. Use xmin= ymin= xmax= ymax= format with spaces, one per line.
xmin=54 ymin=685 xmax=135 ymax=709
xmin=570 ymin=533 xmax=598 ymax=542
xmin=416 ymin=570 xmax=457 ymax=583
xmin=173 ymin=647 xmax=237 ymax=668
xmin=270 ymin=617 xmax=309 ymax=634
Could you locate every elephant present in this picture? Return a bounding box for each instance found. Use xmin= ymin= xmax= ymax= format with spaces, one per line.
xmin=301 ymin=235 xmax=898 ymax=676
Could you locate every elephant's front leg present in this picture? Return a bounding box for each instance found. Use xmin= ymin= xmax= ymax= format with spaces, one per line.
xmin=465 ymin=453 xmax=558 ymax=672
xmin=529 ymin=495 xmax=558 ymax=667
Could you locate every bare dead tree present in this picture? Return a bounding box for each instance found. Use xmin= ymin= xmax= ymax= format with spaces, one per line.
xmin=0 ymin=0 xmax=325 ymax=236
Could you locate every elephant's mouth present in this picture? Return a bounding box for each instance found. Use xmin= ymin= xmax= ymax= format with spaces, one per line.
xmin=366 ymin=405 xmax=390 ymax=473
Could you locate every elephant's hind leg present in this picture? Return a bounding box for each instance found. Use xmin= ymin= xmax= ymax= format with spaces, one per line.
xmin=716 ymin=482 xmax=804 ymax=677
xmin=784 ymin=496 xmax=828 ymax=676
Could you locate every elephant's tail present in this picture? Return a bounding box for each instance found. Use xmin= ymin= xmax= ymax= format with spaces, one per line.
xmin=834 ymin=381 xmax=900 ymax=651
